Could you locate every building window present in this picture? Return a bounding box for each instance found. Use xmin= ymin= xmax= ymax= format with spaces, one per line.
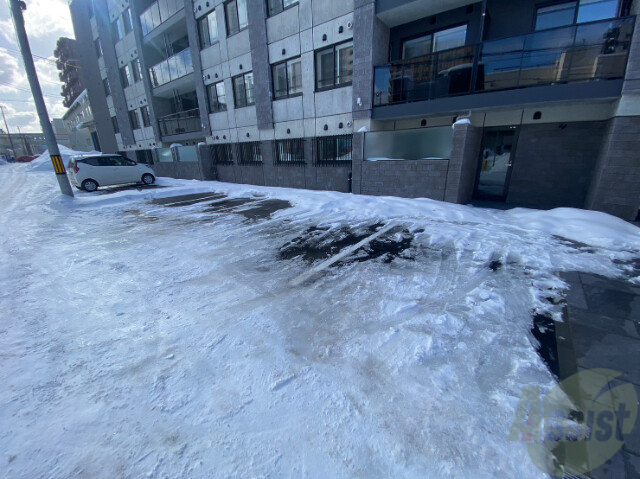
xmin=237 ymin=141 xmax=262 ymax=164
xmin=267 ymin=0 xmax=298 ymax=17
xmin=402 ymin=24 xmax=467 ymax=60
xmin=315 ymin=40 xmax=353 ymax=91
xmin=132 ymin=59 xmax=143 ymax=82
xmin=103 ymin=77 xmax=111 ymax=97
xmin=232 ymin=72 xmax=254 ymax=108
xmin=112 ymin=17 xmax=124 ymax=40
xmin=272 ymin=57 xmax=302 ymax=99
xmin=135 ymin=150 xmax=153 ymax=164
xmin=212 ymin=144 xmax=234 ymax=164
xmin=111 ymin=116 xmax=120 ymax=134
xmin=316 ymin=135 xmax=353 ymax=165
xmin=207 ymin=81 xmax=227 ymax=113
xmin=225 ymin=0 xmax=248 ymax=36
xmin=121 ymin=64 xmax=133 ymax=87
xmin=95 ymin=38 xmax=102 ymax=58
xmin=274 ymin=138 xmax=305 ymax=164
xmin=198 ymin=10 xmax=219 ymax=48
xmin=140 ymin=106 xmax=151 ymax=127
xmin=123 ymin=8 xmax=133 ymax=34
xmin=535 ymin=0 xmax=619 ymax=31
xmin=129 ymin=109 xmax=140 ymax=130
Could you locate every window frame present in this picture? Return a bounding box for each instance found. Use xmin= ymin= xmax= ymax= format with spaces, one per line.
xmin=314 ymin=40 xmax=354 ymax=92
xmin=224 ymin=0 xmax=248 ymax=37
xmin=207 ymin=81 xmax=227 ymax=113
xmin=266 ymin=0 xmax=298 ymax=17
xmin=315 ymin=134 xmax=353 ymax=166
xmin=273 ymin=138 xmax=305 ymax=165
xmin=401 ymin=23 xmax=468 ymax=60
xmin=198 ymin=9 xmax=219 ymax=49
xmin=237 ymin=141 xmax=263 ymax=164
xmin=232 ymin=72 xmax=255 ymax=108
xmin=129 ymin=109 xmax=140 ymax=130
xmin=111 ymin=116 xmax=120 ymax=134
xmin=120 ymin=64 xmax=133 ymax=88
xmin=132 ymin=59 xmax=143 ymax=83
xmin=112 ymin=17 xmax=124 ymax=41
xmin=140 ymin=105 xmax=151 ymax=127
xmin=103 ymin=77 xmax=111 ymax=97
xmin=271 ymin=56 xmax=303 ymax=100
xmin=533 ymin=0 xmax=620 ymax=32
xmin=212 ymin=144 xmax=234 ymax=164
xmin=123 ymin=7 xmax=134 ymax=34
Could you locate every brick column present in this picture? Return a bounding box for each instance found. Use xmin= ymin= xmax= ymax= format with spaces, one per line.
xmin=351 ymin=131 xmax=365 ymax=194
xmin=444 ymin=123 xmax=482 ymax=204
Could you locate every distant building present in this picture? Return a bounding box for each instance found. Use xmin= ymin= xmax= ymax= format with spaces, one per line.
xmin=0 ymin=132 xmax=47 ymax=158
xmin=54 ymin=37 xmax=86 ymax=108
xmin=60 ymin=89 xmax=101 ymax=152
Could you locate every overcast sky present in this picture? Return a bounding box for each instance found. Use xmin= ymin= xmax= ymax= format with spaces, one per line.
xmin=0 ymin=0 xmax=76 ymax=133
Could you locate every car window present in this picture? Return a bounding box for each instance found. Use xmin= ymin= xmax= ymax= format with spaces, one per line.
xmin=111 ymin=156 xmax=135 ymax=166
xmin=98 ymin=157 xmax=118 ymax=166
xmin=84 ymin=158 xmax=101 ymax=166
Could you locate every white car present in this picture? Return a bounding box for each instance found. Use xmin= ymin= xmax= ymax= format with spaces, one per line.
xmin=67 ymin=154 xmax=156 ymax=192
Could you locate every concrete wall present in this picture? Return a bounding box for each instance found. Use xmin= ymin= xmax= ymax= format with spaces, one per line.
xmin=507 ymin=121 xmax=607 ymax=209
xmin=444 ymin=122 xmax=482 ymax=204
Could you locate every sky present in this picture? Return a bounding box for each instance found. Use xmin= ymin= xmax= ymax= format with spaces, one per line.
xmin=0 ymin=0 xmax=76 ymax=133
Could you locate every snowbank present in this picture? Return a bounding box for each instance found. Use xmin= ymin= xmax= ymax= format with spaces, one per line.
xmin=28 ymin=144 xmax=99 ymax=172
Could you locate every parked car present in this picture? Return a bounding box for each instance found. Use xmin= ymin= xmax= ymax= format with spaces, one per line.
xmin=15 ymin=155 xmax=37 ymax=162
xmin=67 ymin=154 xmax=156 ymax=192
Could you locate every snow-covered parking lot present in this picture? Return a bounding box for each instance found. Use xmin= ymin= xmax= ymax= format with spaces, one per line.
xmin=1 ymin=162 xmax=639 ymax=478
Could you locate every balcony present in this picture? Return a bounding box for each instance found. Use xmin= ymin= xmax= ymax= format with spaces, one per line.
xmin=374 ymin=16 xmax=635 ymax=107
xmin=158 ymin=108 xmax=201 ymax=137
xmin=149 ymin=48 xmax=193 ymax=88
xmin=140 ymin=0 xmax=183 ymax=36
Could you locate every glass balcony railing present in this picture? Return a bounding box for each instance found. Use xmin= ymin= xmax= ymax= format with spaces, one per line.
xmin=140 ymin=0 xmax=183 ymax=36
xmin=158 ymin=108 xmax=201 ymax=136
xmin=373 ymin=16 xmax=635 ymax=107
xmin=149 ymin=48 xmax=194 ymax=88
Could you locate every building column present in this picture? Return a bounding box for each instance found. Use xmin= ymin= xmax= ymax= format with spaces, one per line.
xmin=351 ymin=131 xmax=365 ymax=194
xmin=444 ymin=122 xmax=482 ymax=204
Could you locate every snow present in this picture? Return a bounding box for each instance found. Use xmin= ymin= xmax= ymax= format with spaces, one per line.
xmin=28 ymin=144 xmax=99 ymax=172
xmin=1 ymin=163 xmax=639 ymax=478
xmin=454 ymin=118 xmax=472 ymax=126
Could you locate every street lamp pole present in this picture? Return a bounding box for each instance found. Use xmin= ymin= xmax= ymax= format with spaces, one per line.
xmin=9 ymin=0 xmax=74 ymax=196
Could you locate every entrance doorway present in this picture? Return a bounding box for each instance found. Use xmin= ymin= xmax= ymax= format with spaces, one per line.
xmin=473 ymin=127 xmax=518 ymax=201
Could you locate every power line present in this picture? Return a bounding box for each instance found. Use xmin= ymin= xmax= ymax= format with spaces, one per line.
xmin=0 ymin=46 xmax=82 ymax=70
xmin=0 ymin=80 xmax=63 ymax=99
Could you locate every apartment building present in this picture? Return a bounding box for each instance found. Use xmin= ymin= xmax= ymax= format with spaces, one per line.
xmin=60 ymin=90 xmax=102 ymax=152
xmin=69 ymin=0 xmax=640 ymax=220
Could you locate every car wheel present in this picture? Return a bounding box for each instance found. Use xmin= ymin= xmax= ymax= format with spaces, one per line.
xmin=82 ymin=179 xmax=99 ymax=192
xmin=142 ymin=173 xmax=155 ymax=185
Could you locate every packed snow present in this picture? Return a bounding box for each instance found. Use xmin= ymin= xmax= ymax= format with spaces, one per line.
xmin=28 ymin=144 xmax=99 ymax=172
xmin=1 ymin=160 xmax=639 ymax=478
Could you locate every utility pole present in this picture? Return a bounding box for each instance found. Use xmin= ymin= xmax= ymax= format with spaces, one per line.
xmin=0 ymin=105 xmax=17 ymax=160
xmin=9 ymin=0 xmax=74 ymax=196
xmin=17 ymin=126 xmax=31 ymax=156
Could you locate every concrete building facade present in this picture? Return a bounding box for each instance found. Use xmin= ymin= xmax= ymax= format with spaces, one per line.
xmin=69 ymin=0 xmax=640 ymax=220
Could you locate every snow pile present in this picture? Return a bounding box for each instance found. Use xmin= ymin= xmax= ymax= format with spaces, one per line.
xmin=28 ymin=144 xmax=99 ymax=172
xmin=2 ymin=167 xmax=639 ymax=478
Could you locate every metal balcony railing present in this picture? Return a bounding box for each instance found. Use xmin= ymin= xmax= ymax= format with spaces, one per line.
xmin=158 ymin=108 xmax=201 ymax=136
xmin=149 ymin=48 xmax=193 ymax=88
xmin=140 ymin=0 xmax=183 ymax=36
xmin=373 ymin=16 xmax=635 ymax=107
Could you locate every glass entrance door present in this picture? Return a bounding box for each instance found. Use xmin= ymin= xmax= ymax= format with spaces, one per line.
xmin=474 ymin=128 xmax=518 ymax=201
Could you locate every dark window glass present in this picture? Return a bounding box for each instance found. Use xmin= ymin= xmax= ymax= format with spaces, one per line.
xmin=129 ymin=109 xmax=140 ymax=130
xmin=272 ymin=57 xmax=302 ymax=99
xmin=103 ymin=77 xmax=111 ymax=97
xmin=132 ymin=59 xmax=143 ymax=82
xmin=121 ymin=64 xmax=132 ymax=87
xmin=212 ymin=144 xmax=234 ymax=163
xmin=237 ymin=141 xmax=262 ymax=164
xmin=225 ymin=0 xmax=248 ymax=36
xmin=267 ymin=0 xmax=298 ymax=17
xmin=111 ymin=116 xmax=119 ymax=134
xmin=123 ymin=8 xmax=133 ymax=34
xmin=274 ymin=138 xmax=305 ymax=164
xmin=95 ymin=38 xmax=102 ymax=58
xmin=233 ymin=72 xmax=254 ymax=108
xmin=577 ymin=0 xmax=619 ymax=23
xmin=315 ymin=135 xmax=353 ymax=164
xmin=315 ymin=41 xmax=353 ymax=91
xmin=536 ymin=2 xmax=578 ymax=30
xmin=140 ymin=106 xmax=151 ymax=127
xmin=207 ymin=81 xmax=227 ymax=113
xmin=113 ymin=17 xmax=124 ymax=40
xmin=199 ymin=10 xmax=218 ymax=48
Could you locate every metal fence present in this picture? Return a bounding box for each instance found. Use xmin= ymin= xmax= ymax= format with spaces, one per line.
xmin=273 ymin=138 xmax=305 ymax=165
xmin=157 ymin=108 xmax=200 ymax=136
xmin=236 ymin=141 xmax=263 ymax=165
xmin=315 ymin=135 xmax=353 ymax=166
xmin=211 ymin=144 xmax=234 ymax=164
